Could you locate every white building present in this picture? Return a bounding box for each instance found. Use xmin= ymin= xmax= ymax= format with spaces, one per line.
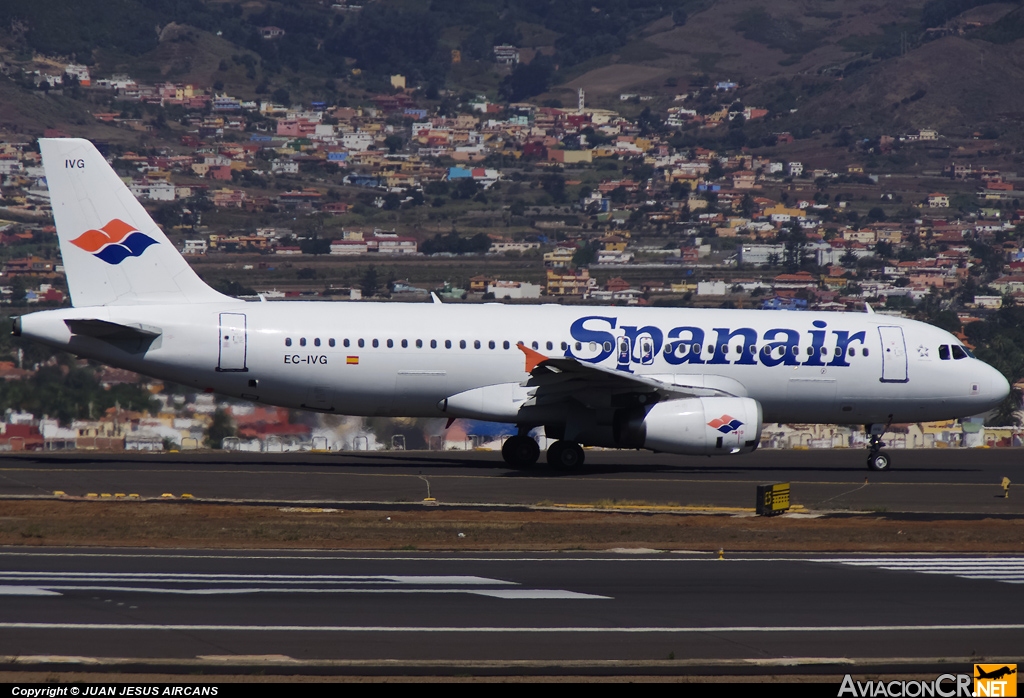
xmin=487 ymin=280 xmax=541 ymax=299
xmin=182 ymin=240 xmax=208 ymax=255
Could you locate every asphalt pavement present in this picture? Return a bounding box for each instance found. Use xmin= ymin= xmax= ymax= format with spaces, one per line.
xmin=0 ymin=449 xmax=1020 ymax=514
xmin=0 ymin=548 xmax=1020 ymax=676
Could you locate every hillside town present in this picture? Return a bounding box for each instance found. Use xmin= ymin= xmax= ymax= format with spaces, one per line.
xmin=1 ymin=58 xmax=1023 ymax=452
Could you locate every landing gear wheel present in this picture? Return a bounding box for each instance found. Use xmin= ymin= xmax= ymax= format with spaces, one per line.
xmin=546 ymin=440 xmax=585 ymax=470
xmin=501 ymin=435 xmax=539 ymax=468
xmin=867 ymin=451 xmax=891 ymax=471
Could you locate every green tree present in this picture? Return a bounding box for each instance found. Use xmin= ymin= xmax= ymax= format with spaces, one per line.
xmin=205 ymin=408 xmax=235 ymax=449
xmin=361 ymin=266 xmax=379 ymax=297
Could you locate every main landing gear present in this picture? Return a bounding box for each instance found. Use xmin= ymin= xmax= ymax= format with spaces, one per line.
xmin=501 ymin=432 xmax=585 ymax=471
xmin=546 ymin=440 xmax=585 ymax=470
xmin=501 ymin=433 xmax=540 ymax=468
xmin=865 ymin=422 xmax=892 ymax=471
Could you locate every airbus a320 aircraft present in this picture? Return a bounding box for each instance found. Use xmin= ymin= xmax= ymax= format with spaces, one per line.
xmin=14 ymin=139 xmax=1010 ymax=471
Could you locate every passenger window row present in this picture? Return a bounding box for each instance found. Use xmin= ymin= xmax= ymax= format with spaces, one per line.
xmin=284 ymin=337 xmax=573 ymax=350
xmin=281 ymin=336 xmax=870 ymax=359
xmin=665 ymin=343 xmax=869 ymax=358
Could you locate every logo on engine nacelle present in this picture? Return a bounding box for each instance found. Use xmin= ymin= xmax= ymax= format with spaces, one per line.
xmin=708 ymin=414 xmax=744 ymax=434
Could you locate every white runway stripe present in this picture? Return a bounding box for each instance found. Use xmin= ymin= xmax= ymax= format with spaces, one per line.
xmin=813 ymin=557 xmax=1024 ymax=584
xmin=29 ymin=585 xmax=605 ymax=598
xmin=0 ymin=573 xmax=512 ymax=585
xmin=0 ymin=571 xmax=603 ymax=599
xmin=0 ymin=586 xmax=60 ymax=596
xmin=0 ymin=622 xmax=1022 ymax=633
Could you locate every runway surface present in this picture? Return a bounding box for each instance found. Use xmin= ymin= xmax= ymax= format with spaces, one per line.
xmin=0 ymin=547 xmax=1020 ymax=675
xmin=0 ymin=449 xmax=1021 ymax=514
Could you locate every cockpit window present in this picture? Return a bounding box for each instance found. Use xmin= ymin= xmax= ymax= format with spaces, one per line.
xmin=938 ymin=345 xmax=950 ymax=360
xmin=951 ymin=345 xmax=968 ymax=360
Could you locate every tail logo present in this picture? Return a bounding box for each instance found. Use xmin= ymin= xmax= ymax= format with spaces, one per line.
xmin=708 ymin=415 xmax=743 ymax=434
xmin=70 ymin=219 xmax=157 ymax=265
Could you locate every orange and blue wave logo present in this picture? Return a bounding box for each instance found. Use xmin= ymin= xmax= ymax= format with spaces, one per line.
xmin=708 ymin=414 xmax=743 ymax=434
xmin=70 ymin=219 xmax=157 ymax=265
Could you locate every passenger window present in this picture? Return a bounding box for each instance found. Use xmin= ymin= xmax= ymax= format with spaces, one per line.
xmin=806 ymin=347 xmax=812 ymax=355
xmin=952 ymin=345 xmax=967 ymax=360
xmin=344 ymin=339 xmax=350 ymax=348
xmin=503 ymin=340 xmax=510 ymax=349
xmin=329 ymin=339 xmax=336 ymax=348
xmin=532 ymin=341 xmax=539 ymax=350
xmin=693 ymin=343 xmax=701 ymax=354
xmin=664 ymin=343 xmax=673 ymax=355
xmin=862 ymin=348 xmax=869 ymax=356
xmin=386 ymin=339 xmax=393 ymax=348
xmin=720 ymin=344 xmax=728 ymax=354
xmin=604 ymin=341 xmax=612 ymax=352
xmin=372 ymin=339 xmax=379 ymax=348
xmin=938 ymin=345 xmax=950 ymax=360
xmin=834 ymin=347 xmax=841 ymax=356
xmin=792 ymin=346 xmax=798 ymax=355
xmin=561 ymin=342 xmax=568 ymax=350
xmin=576 ymin=342 xmax=583 ymax=350
xmin=778 ymin=347 xmax=785 ymax=357
xmin=314 ymin=338 xmax=321 ymax=347
xmin=358 ymin=339 xmax=365 ymax=348
xmin=416 ymin=339 xmax=423 ymax=348
xmin=820 ymin=346 xmax=827 ymax=355
xmin=474 ymin=340 xmax=481 ymax=349
xmin=749 ymin=345 xmax=757 ymax=355
xmin=300 ymin=338 xmax=307 ymax=347
xmin=460 ymin=340 xmax=467 ymax=349
xmin=848 ymin=347 xmax=854 ymax=357
xmin=285 ymin=338 xmax=292 ymax=347
xmin=546 ymin=341 xmax=553 ymax=350
xmin=401 ymin=339 xmax=408 ymax=348
xmin=445 ymin=340 xmax=452 ymax=349
xmin=489 ymin=340 xmax=496 ymax=349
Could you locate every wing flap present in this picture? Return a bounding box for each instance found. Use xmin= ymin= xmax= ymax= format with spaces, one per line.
xmin=515 ymin=342 xmax=745 ymax=407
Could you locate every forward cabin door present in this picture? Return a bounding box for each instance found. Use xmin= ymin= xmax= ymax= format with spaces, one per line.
xmin=878 ymin=326 xmax=908 ymax=383
xmin=217 ymin=313 xmax=248 ymax=372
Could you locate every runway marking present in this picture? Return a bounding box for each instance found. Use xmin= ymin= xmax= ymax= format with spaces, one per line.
xmin=0 ymin=571 xmax=603 ymax=599
xmin=1 ymin=622 xmax=1023 ymax=633
xmin=0 ymin=586 xmax=60 ymax=596
xmin=0 ymin=573 xmax=514 ymax=585
xmin=468 ymin=589 xmax=609 ymax=600
xmin=814 ymin=557 xmax=1024 ymax=584
xmin=23 ymin=586 xmax=604 ymax=598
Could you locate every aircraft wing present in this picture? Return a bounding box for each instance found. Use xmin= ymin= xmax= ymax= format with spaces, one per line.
xmin=517 ymin=343 xmax=745 ymax=409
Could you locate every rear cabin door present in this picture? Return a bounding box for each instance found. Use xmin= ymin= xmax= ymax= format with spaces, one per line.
xmin=878 ymin=326 xmax=908 ymax=383
xmin=217 ymin=313 xmax=248 ymax=372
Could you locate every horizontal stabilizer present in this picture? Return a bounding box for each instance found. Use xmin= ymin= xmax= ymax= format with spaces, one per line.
xmin=65 ymin=319 xmax=161 ymax=342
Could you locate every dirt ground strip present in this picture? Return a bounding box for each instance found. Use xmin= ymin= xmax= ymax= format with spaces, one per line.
xmin=0 ymin=500 xmax=1022 ymax=552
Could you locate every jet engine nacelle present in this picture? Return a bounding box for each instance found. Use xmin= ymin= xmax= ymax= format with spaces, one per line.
xmin=616 ymin=396 xmax=763 ymax=455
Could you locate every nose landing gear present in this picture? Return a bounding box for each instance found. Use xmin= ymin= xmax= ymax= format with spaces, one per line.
xmin=865 ymin=420 xmax=892 ymax=471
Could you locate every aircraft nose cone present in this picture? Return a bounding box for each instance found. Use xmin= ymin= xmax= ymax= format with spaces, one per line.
xmin=984 ymin=364 xmax=1011 ymax=410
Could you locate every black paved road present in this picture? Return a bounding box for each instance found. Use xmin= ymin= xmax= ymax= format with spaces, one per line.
xmin=0 ymin=449 xmax=1022 ymax=514
xmin=0 ymin=548 xmax=1020 ymax=676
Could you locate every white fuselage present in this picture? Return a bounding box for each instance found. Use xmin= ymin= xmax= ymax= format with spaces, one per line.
xmin=18 ymin=301 xmax=1009 ymax=426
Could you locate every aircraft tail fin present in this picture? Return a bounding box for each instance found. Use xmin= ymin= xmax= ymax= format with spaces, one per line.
xmin=39 ymin=138 xmax=236 ymax=307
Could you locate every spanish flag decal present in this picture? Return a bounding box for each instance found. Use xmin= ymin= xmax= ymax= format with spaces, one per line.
xmin=346 ymin=356 xmax=359 ymax=365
